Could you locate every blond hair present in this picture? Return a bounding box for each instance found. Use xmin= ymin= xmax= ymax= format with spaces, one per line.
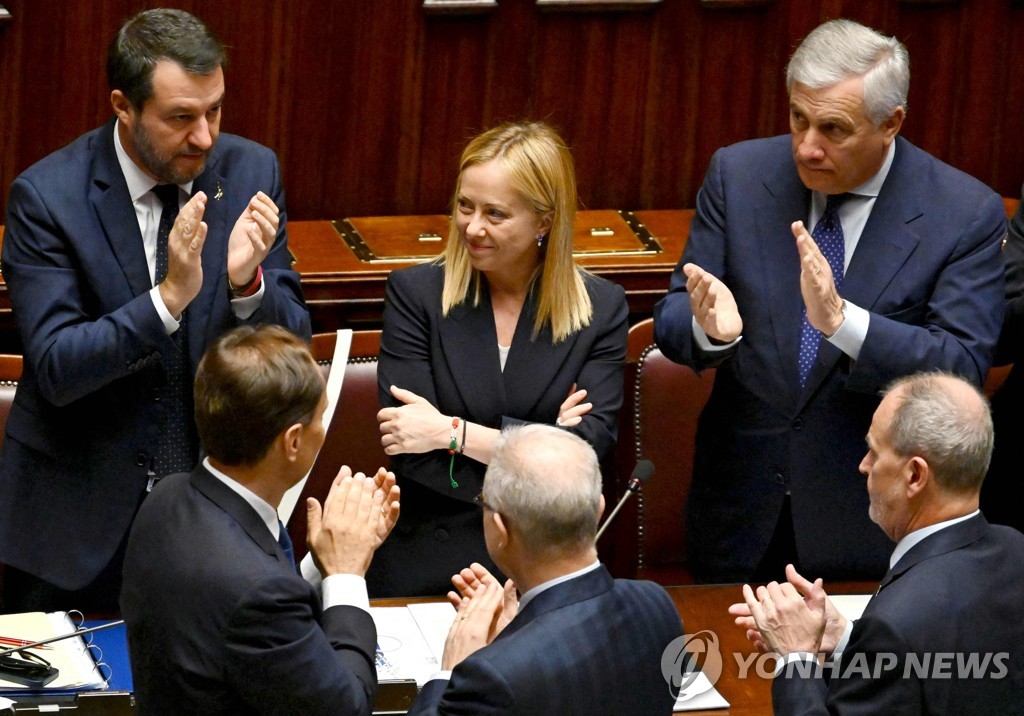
xmin=439 ymin=121 xmax=592 ymax=343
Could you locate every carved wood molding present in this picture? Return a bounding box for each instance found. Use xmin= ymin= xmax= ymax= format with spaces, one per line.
xmin=699 ymin=0 xmax=772 ymax=8
xmin=536 ymin=0 xmax=662 ymax=11
xmin=422 ymin=0 xmax=497 ymax=14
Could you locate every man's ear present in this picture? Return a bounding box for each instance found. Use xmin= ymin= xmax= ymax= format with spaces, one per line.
xmin=111 ymin=90 xmax=136 ymax=126
xmin=597 ymin=494 xmax=606 ymax=524
xmin=281 ymin=423 xmax=303 ymax=463
xmin=906 ymin=455 xmax=930 ymax=499
xmin=492 ymin=511 xmax=509 ymax=549
xmin=880 ymin=106 xmax=905 ymax=145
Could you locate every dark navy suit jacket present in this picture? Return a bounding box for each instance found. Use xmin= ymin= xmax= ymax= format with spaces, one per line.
xmin=407 ymin=565 xmax=683 ymax=715
xmin=773 ymin=515 xmax=1024 ymax=715
xmin=0 ymin=120 xmax=310 ymax=589
xmin=121 ymin=469 xmax=377 ymax=715
xmin=371 ymin=262 xmax=628 ymax=596
xmin=654 ymin=135 xmax=1006 ymax=581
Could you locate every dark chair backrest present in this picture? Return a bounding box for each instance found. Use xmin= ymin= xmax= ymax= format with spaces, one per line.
xmin=0 ymin=354 xmax=21 ymax=608
xmin=286 ymin=331 xmax=386 ymax=561
xmin=604 ymin=319 xmax=713 ymax=585
xmin=0 ymin=354 xmax=22 ymax=442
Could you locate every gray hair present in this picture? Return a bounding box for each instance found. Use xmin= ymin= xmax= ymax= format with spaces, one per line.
xmin=884 ymin=373 xmax=994 ymax=493
xmin=786 ymin=18 xmax=909 ymax=125
xmin=485 ymin=424 xmax=602 ymax=556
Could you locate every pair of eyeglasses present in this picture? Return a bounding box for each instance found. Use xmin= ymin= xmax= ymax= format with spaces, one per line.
xmin=0 ymin=649 xmax=57 ymax=687
xmin=473 ymin=492 xmax=496 ymax=512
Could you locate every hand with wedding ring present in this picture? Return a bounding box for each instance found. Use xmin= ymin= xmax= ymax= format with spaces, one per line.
xmin=793 ymin=220 xmax=845 ymax=337
xmin=447 ymin=562 xmax=518 ymax=642
xmin=440 ymin=579 xmax=505 ymax=670
xmin=159 ymin=190 xmax=208 ymax=318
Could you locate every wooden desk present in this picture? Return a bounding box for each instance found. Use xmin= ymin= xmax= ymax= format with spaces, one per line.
xmin=0 ymin=210 xmax=690 ymax=354
xmin=374 ymin=580 xmax=877 ymax=715
xmin=663 ymin=582 xmax=866 ymax=714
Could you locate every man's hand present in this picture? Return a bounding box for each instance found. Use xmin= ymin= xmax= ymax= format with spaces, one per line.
xmin=367 ymin=467 xmax=401 ymax=547
xmin=159 ymin=191 xmax=208 ymax=317
xmin=448 ymin=563 xmax=518 ymax=642
xmin=728 ymin=565 xmax=845 ymax=655
xmin=227 ymin=191 xmax=279 ymax=289
xmin=793 ymin=221 xmax=845 ymax=337
xmin=683 ymin=263 xmax=743 ymax=343
xmin=737 ymin=574 xmax=828 ymax=656
xmin=441 ymin=580 xmax=505 ymax=670
xmin=306 ymin=467 xmax=396 ymax=577
xmin=377 ymin=385 xmax=449 ymax=455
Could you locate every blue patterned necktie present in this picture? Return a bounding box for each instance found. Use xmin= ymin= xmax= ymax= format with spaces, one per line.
xmin=797 ymin=193 xmax=849 ymax=387
xmin=151 ymin=184 xmax=196 ymax=475
xmin=277 ymin=520 xmax=296 ymax=569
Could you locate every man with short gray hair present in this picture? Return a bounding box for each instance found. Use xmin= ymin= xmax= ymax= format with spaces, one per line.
xmin=407 ymin=424 xmax=684 ymax=715
xmin=730 ymin=372 xmax=1024 ymax=714
xmin=654 ymin=18 xmax=1006 ymax=584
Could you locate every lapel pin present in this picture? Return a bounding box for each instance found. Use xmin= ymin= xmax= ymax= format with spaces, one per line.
xmin=214 ymin=182 xmax=223 ymax=201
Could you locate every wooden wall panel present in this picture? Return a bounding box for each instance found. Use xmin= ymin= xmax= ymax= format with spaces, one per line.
xmin=2 ymin=0 xmax=1023 ymax=224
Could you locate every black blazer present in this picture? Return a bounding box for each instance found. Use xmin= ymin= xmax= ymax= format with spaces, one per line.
xmin=121 ymin=469 xmax=377 ymax=715
xmin=378 ymin=262 xmax=629 ymax=502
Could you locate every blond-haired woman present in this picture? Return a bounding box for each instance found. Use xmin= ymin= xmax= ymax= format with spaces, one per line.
xmin=374 ymin=122 xmax=628 ymax=596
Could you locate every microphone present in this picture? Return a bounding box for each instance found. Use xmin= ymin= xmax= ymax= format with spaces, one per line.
xmin=595 ymin=459 xmax=654 ymax=541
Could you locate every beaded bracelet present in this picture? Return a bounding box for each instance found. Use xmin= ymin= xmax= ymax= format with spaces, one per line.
xmin=448 ymin=417 xmax=461 ymax=488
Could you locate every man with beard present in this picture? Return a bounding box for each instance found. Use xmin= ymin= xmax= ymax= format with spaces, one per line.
xmin=0 ymin=8 xmax=310 ymax=613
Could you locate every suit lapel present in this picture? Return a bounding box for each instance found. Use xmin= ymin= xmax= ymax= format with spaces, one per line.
xmin=755 ymin=164 xmax=811 ymax=406
xmin=497 ymin=566 xmax=615 ymax=641
xmin=501 ymin=290 xmax=581 ymax=419
xmin=874 ymin=514 xmax=988 ymax=597
xmin=91 ymin=120 xmax=152 ymax=298
xmin=187 ymin=157 xmax=231 ymax=366
xmin=438 ymin=282 xmax=507 ymax=424
xmin=799 ymin=139 xmax=922 ymax=406
xmin=190 ymin=467 xmax=286 ymax=566
xmin=842 ymin=138 xmax=923 ymax=313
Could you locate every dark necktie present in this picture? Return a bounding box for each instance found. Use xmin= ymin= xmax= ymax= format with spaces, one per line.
xmin=151 ymin=185 xmax=196 ymax=475
xmin=797 ymin=193 xmax=849 ymax=387
xmin=277 ymin=520 xmax=296 ymax=569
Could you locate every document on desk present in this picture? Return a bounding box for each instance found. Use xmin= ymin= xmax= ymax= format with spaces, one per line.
xmin=372 ymin=603 xmax=456 ymax=687
xmin=832 ymin=594 xmax=872 ymax=622
xmin=673 ymin=669 xmax=730 ymax=711
xmin=0 ymin=612 xmax=106 ymax=692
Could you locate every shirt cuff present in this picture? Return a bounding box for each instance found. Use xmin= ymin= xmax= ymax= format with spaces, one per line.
xmin=825 ymin=300 xmax=868 ymax=360
xmin=149 ymin=286 xmax=182 ymax=335
xmin=774 ymin=651 xmax=818 ymax=677
xmin=322 ymin=573 xmax=370 ymax=615
xmin=230 ymin=278 xmax=265 ymax=320
xmin=692 ymin=316 xmax=741 ymax=352
xmin=831 ymin=619 xmax=855 ymax=659
xmin=426 ymin=671 xmax=453 ymax=683
xmin=300 ymin=552 xmax=322 ymax=588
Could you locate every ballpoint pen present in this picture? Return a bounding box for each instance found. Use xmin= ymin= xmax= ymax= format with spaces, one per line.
xmin=0 ymin=636 xmax=52 ymax=650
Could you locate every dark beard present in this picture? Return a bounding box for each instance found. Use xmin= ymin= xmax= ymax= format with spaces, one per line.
xmin=131 ymin=121 xmax=208 ymax=185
